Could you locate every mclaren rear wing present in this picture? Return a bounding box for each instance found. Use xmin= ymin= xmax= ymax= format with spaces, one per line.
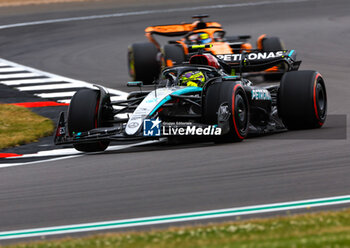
xmin=145 ymin=22 xmax=222 ymax=36
xmin=145 ymin=22 xmax=222 ymax=49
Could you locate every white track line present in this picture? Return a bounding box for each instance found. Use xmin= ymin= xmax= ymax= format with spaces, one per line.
xmin=0 ymin=139 xmax=164 ymax=168
xmin=0 ymin=58 xmax=128 ymax=105
xmin=7 ymin=148 xmax=83 ymax=159
xmin=0 ymin=67 xmax=24 ymax=73
xmin=0 ymin=0 xmax=309 ymax=30
xmin=17 ymin=82 xmax=88 ymax=91
xmin=0 ymin=58 xmax=128 ymax=97
xmin=0 ymin=72 xmax=41 ymax=79
xmin=56 ymin=99 xmax=73 ymax=103
xmin=35 ymin=91 xmax=77 ymax=98
xmin=1 ymin=78 xmax=61 ymax=86
xmin=57 ymin=96 xmax=127 ymax=104
xmin=0 ymin=155 xmax=83 ymax=169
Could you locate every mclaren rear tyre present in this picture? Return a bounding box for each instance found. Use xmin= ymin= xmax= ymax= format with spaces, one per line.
xmin=128 ymin=42 xmax=160 ymax=85
xmin=262 ymin=37 xmax=284 ymax=51
xmin=261 ymin=37 xmax=285 ymax=81
xmin=163 ymin=44 xmax=185 ymax=67
xmin=68 ymin=89 xmax=110 ymax=152
xmin=278 ymin=70 xmax=327 ymax=130
xmin=203 ymin=81 xmax=249 ymax=142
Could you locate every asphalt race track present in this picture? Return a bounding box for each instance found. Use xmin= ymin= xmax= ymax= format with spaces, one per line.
xmin=0 ymin=0 xmax=350 ymax=242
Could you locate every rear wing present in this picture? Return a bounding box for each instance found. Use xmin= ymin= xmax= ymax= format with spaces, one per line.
xmin=145 ymin=22 xmax=222 ymax=36
xmin=145 ymin=22 xmax=222 ymax=49
xmin=216 ymin=50 xmax=301 ymax=73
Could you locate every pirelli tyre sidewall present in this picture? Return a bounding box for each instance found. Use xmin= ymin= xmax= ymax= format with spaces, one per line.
xmin=278 ymin=70 xmax=327 ymax=130
xmin=203 ymin=81 xmax=249 ymax=142
xmin=128 ymin=42 xmax=160 ymax=84
xmin=68 ymin=89 xmax=110 ymax=152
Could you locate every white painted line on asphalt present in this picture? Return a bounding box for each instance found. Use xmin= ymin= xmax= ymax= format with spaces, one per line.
xmin=0 ymin=0 xmax=309 ymax=30
xmin=0 ymin=72 xmax=41 ymax=79
xmin=0 ymin=58 xmax=128 ymax=97
xmin=0 ymin=194 xmax=349 ymax=240
xmin=56 ymin=99 xmax=71 ymax=103
xmin=0 ymin=155 xmax=83 ymax=169
xmin=0 ymin=139 xmax=164 ymax=168
xmin=2 ymin=78 xmax=61 ymax=86
xmin=56 ymin=96 xmax=128 ymax=104
xmin=0 ymin=67 xmax=24 ymax=73
xmin=35 ymin=91 xmax=77 ymax=98
xmin=8 ymin=148 xmax=83 ymax=159
xmin=17 ymin=82 xmax=87 ymax=91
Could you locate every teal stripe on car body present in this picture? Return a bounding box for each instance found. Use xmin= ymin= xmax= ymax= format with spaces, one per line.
xmin=149 ymin=87 xmax=202 ymax=116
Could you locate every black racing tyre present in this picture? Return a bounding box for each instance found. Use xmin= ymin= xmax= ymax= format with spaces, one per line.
xmin=203 ymin=81 xmax=249 ymax=142
xmin=261 ymin=37 xmax=284 ymax=51
xmin=128 ymin=42 xmax=160 ymax=84
xmin=163 ymin=44 xmax=185 ymax=67
xmin=68 ymin=89 xmax=110 ymax=152
xmin=278 ymin=70 xmax=327 ymax=130
xmin=261 ymin=37 xmax=286 ymax=81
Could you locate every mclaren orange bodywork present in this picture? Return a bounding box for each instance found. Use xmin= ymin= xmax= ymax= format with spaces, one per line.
xmin=145 ymin=21 xmax=252 ymax=56
xmin=129 ymin=15 xmax=284 ymax=81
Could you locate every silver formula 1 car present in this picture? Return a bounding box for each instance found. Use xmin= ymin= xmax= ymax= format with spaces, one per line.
xmin=54 ymin=45 xmax=327 ymax=152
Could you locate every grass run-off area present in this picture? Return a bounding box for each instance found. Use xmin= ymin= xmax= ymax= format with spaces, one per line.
xmin=4 ymin=208 xmax=350 ymax=248
xmin=0 ymin=104 xmax=54 ymax=150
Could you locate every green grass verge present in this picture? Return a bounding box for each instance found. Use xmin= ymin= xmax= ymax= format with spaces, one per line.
xmin=3 ymin=209 xmax=350 ymax=248
xmin=0 ymin=104 xmax=54 ymax=150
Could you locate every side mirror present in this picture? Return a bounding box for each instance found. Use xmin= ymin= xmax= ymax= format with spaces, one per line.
xmin=127 ymin=81 xmax=143 ymax=87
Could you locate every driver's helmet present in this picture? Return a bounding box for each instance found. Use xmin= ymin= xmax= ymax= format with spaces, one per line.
xmin=179 ymin=71 xmax=206 ymax=87
xmin=198 ymin=33 xmax=212 ymax=44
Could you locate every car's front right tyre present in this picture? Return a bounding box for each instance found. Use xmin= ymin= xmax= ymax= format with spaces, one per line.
xmin=203 ymin=81 xmax=249 ymax=142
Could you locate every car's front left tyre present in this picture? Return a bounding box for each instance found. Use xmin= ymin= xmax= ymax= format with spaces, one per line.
xmin=68 ymin=89 xmax=110 ymax=152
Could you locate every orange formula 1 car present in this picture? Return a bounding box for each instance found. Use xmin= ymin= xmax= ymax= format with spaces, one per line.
xmin=128 ymin=15 xmax=285 ymax=84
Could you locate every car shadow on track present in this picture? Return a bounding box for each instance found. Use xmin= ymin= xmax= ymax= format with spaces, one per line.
xmin=96 ymin=114 xmax=347 ymax=157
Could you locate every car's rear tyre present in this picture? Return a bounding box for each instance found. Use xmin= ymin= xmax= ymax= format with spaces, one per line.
xmin=203 ymin=81 xmax=249 ymax=142
xmin=261 ymin=37 xmax=285 ymax=81
xmin=163 ymin=44 xmax=185 ymax=67
xmin=68 ymin=89 xmax=110 ymax=152
xmin=261 ymin=37 xmax=284 ymax=51
xmin=278 ymin=70 xmax=327 ymax=130
xmin=128 ymin=42 xmax=160 ymax=84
